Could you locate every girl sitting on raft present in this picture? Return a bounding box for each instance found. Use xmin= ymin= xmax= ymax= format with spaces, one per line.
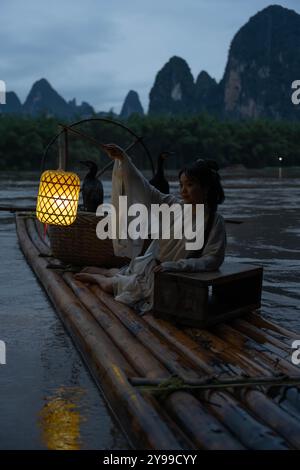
xmin=75 ymin=143 xmax=226 ymax=313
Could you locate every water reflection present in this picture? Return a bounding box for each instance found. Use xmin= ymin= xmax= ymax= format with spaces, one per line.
xmin=1 ymin=168 xmax=300 ymax=448
xmin=39 ymin=387 xmax=84 ymax=450
xmin=0 ymin=176 xmax=130 ymax=449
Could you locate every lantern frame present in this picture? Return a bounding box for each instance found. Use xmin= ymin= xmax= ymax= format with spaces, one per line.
xmin=41 ymin=117 xmax=155 ymax=175
xmin=37 ymin=117 xmax=155 ymax=227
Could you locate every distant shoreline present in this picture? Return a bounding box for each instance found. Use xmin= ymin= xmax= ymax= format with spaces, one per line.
xmin=1 ymin=166 xmax=300 ymax=182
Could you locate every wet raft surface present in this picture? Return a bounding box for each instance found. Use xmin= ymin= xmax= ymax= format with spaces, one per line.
xmin=16 ymin=213 xmax=300 ymax=450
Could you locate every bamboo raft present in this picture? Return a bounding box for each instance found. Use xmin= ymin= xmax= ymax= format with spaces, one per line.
xmin=16 ymin=212 xmax=300 ymax=450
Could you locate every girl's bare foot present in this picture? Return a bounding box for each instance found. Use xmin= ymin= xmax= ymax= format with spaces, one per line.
xmin=80 ymin=267 xmax=119 ymax=277
xmin=74 ymin=273 xmax=115 ymax=294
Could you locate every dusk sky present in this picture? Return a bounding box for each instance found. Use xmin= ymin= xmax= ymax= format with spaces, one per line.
xmin=1 ymin=0 xmax=299 ymax=113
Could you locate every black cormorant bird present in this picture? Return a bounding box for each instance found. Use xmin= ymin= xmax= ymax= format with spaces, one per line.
xmin=149 ymin=151 xmax=173 ymax=194
xmin=80 ymin=160 xmax=104 ymax=212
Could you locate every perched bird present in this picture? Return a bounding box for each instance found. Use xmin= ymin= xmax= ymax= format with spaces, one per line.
xmin=149 ymin=151 xmax=173 ymax=194
xmin=80 ymin=160 xmax=104 ymax=212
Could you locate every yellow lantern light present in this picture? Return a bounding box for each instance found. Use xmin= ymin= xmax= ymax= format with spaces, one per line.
xmin=36 ymin=169 xmax=80 ymax=226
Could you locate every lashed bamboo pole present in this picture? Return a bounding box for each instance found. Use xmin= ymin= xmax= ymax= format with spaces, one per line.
xmin=145 ymin=314 xmax=270 ymax=377
xmin=25 ymin=220 xmax=244 ymax=449
xmin=130 ymin=375 xmax=300 ymax=390
xmin=144 ymin=315 xmax=300 ymax=449
xmin=203 ymin=391 xmax=289 ymax=450
xmin=63 ymin=275 xmax=244 ymax=449
xmin=93 ymin=290 xmax=292 ymax=449
xmin=25 ymin=217 xmax=51 ymax=256
xmin=34 ymin=217 xmax=50 ymax=246
xmin=63 ymin=273 xmax=167 ymax=378
xmin=18 ymin=218 xmax=300 ymax=450
xmin=164 ymin=391 xmax=244 ymax=450
xmin=184 ymin=327 xmax=275 ymax=376
xmin=240 ymin=388 xmax=300 ymax=450
xmin=246 ymin=312 xmax=298 ymax=341
xmin=25 ymin=220 xmax=198 ymax=448
xmin=92 ymin=287 xmax=203 ymax=381
xmin=213 ymin=321 xmax=289 ymax=360
xmin=16 ymin=215 xmax=183 ymax=450
xmin=214 ymin=323 xmax=299 ymax=376
xmin=22 ymin=217 xmax=246 ymax=450
xmin=232 ymin=318 xmax=292 ymax=354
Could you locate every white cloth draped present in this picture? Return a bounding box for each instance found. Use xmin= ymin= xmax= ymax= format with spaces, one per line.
xmin=110 ymin=152 xmax=226 ymax=313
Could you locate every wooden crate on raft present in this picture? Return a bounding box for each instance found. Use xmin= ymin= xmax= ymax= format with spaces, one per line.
xmin=153 ymin=262 xmax=263 ymax=327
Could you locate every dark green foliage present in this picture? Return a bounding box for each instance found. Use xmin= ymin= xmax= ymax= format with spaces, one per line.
xmin=0 ymin=114 xmax=299 ymax=171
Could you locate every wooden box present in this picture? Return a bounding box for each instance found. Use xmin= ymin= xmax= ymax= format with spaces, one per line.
xmin=153 ymin=262 xmax=263 ymax=327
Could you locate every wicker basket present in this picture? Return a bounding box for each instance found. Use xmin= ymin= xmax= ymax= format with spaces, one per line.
xmin=48 ymin=211 xmax=130 ymax=267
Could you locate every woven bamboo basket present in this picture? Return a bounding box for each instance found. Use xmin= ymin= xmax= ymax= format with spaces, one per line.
xmin=48 ymin=211 xmax=130 ymax=267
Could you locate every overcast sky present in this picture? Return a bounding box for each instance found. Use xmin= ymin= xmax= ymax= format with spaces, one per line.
xmin=1 ymin=0 xmax=299 ymax=113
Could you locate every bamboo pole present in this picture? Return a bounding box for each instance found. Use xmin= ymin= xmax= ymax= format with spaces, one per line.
xmin=17 ymin=216 xmax=249 ymax=449
xmin=63 ymin=273 xmax=167 ymax=378
xmin=144 ymin=315 xmax=300 ymax=449
xmin=34 ymin=217 xmax=50 ymax=245
xmin=214 ymin=323 xmax=299 ymax=376
xmin=232 ymin=318 xmax=291 ymax=354
xmin=164 ymin=391 xmax=244 ymax=450
xmin=145 ymin=314 xmax=269 ymax=377
xmin=15 ymin=215 xmax=300 ymax=445
xmin=82 ymin=282 xmax=246 ymax=449
xmin=92 ymin=286 xmax=203 ymax=381
xmin=16 ymin=215 xmax=183 ymax=450
xmin=246 ymin=312 xmax=298 ymax=341
xmin=88 ymin=285 xmax=273 ymax=449
xmin=213 ymin=322 xmax=288 ymax=360
xmin=240 ymin=388 xmax=300 ymax=450
xmin=26 ymin=217 xmax=52 ymax=256
xmin=93 ymin=290 xmax=295 ymax=449
xmin=129 ymin=375 xmax=300 ymax=390
xmin=203 ymin=391 xmax=289 ymax=450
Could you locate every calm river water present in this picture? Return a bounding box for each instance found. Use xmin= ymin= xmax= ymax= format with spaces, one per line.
xmin=0 ymin=167 xmax=299 ymax=449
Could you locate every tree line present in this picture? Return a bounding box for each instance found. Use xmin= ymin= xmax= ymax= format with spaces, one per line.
xmin=0 ymin=113 xmax=299 ymax=171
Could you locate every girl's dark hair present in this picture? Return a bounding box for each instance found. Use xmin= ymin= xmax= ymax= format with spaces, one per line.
xmin=178 ymin=158 xmax=225 ymax=211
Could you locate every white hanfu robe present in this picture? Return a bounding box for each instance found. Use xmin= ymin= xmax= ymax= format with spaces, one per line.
xmin=110 ymin=152 xmax=226 ymax=314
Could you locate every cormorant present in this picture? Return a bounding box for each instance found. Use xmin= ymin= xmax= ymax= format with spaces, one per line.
xmin=80 ymin=160 xmax=104 ymax=212
xmin=149 ymin=151 xmax=173 ymax=194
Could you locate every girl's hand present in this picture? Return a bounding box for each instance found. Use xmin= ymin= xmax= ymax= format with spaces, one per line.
xmin=153 ymin=261 xmax=178 ymax=273
xmin=101 ymin=143 xmax=125 ymax=161
xmin=153 ymin=265 xmax=161 ymax=273
xmin=153 ymin=264 xmax=166 ymax=273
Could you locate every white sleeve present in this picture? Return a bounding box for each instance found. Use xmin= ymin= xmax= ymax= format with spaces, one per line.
xmin=120 ymin=152 xmax=180 ymax=207
xmin=111 ymin=151 xmax=179 ymax=258
xmin=160 ymin=213 xmax=226 ymax=272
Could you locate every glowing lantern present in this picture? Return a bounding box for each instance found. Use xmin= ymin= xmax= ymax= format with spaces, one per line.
xmin=36 ymin=169 xmax=80 ymax=226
